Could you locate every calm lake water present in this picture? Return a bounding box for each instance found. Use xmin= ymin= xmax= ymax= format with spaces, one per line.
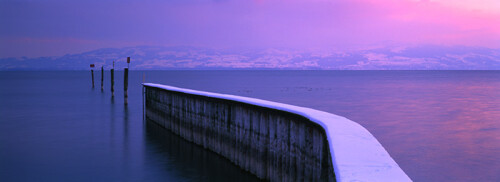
xmin=0 ymin=70 xmax=499 ymax=181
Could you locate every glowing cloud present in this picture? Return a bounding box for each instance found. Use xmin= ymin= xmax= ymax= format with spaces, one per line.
xmin=0 ymin=0 xmax=499 ymax=57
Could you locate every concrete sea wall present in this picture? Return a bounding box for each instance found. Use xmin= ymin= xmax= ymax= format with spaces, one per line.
xmin=143 ymin=83 xmax=412 ymax=182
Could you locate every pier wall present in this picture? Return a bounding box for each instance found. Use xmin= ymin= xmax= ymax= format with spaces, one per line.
xmin=143 ymin=83 xmax=411 ymax=182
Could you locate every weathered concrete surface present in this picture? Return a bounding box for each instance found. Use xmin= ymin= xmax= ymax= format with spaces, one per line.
xmin=145 ymin=118 xmax=264 ymax=182
xmin=144 ymin=85 xmax=335 ymax=182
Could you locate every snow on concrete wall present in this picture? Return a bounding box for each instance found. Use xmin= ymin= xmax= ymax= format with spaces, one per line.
xmin=143 ymin=83 xmax=411 ymax=182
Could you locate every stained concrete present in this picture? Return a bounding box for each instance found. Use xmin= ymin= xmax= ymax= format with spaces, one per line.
xmin=144 ymin=86 xmax=336 ymax=182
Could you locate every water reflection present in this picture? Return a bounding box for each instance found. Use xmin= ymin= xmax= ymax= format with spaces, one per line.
xmin=273 ymin=71 xmax=500 ymax=182
xmin=144 ymin=119 xmax=262 ymax=182
xmin=110 ymin=90 xmax=116 ymax=149
xmin=122 ymin=104 xmax=130 ymax=169
xmin=369 ymin=80 xmax=500 ymax=182
xmin=136 ymin=70 xmax=500 ymax=182
xmin=1 ymin=71 xmax=498 ymax=182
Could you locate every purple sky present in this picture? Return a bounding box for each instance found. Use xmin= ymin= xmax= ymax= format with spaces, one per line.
xmin=1 ymin=0 xmax=499 ymax=58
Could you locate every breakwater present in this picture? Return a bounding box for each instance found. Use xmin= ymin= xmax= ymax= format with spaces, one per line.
xmin=143 ymin=83 xmax=411 ymax=182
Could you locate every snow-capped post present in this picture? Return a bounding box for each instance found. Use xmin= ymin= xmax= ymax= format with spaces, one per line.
xmin=100 ymin=66 xmax=104 ymax=92
xmin=111 ymin=61 xmax=115 ymax=97
xmin=90 ymin=64 xmax=95 ymax=88
xmin=124 ymin=57 xmax=130 ymax=105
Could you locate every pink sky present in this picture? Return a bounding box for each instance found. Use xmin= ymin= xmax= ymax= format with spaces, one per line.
xmin=0 ymin=0 xmax=499 ymax=58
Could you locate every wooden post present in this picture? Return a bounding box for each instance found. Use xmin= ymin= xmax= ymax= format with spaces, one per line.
xmin=101 ymin=66 xmax=104 ymax=91
xmin=90 ymin=64 xmax=95 ymax=88
xmin=91 ymin=70 xmax=95 ymax=88
xmin=124 ymin=68 xmax=128 ymax=104
xmin=111 ymin=61 xmax=115 ymax=97
xmin=124 ymin=57 xmax=130 ymax=104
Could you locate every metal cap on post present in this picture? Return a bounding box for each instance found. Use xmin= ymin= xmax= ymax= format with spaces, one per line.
xmin=127 ymin=57 xmax=130 ymax=68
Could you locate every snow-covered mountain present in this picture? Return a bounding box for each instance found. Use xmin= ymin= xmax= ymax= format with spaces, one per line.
xmin=1 ymin=45 xmax=499 ymax=70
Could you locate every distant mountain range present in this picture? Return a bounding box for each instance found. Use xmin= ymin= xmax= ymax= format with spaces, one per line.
xmin=1 ymin=45 xmax=499 ymax=70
